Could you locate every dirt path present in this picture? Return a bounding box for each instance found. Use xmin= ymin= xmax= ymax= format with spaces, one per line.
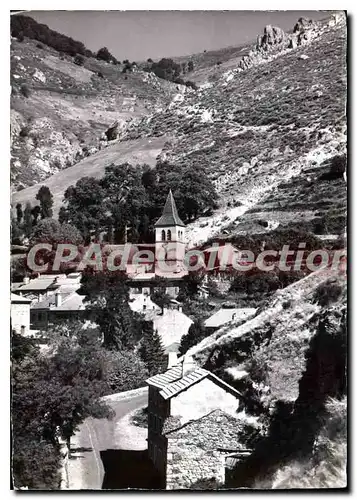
xmin=67 ymin=388 xmax=148 ymax=490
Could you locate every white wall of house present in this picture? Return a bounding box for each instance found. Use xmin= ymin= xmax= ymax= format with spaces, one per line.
xmin=170 ymin=378 xmax=239 ymax=425
xmin=129 ymin=294 xmax=161 ymax=313
xmin=11 ymin=302 xmax=30 ymax=334
xmin=153 ymin=309 xmax=193 ymax=350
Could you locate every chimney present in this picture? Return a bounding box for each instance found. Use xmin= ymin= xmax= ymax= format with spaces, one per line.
xmin=23 ymin=276 xmax=29 ymax=285
xmin=182 ymin=354 xmax=197 ymax=377
xmin=55 ymin=292 xmax=62 ymax=307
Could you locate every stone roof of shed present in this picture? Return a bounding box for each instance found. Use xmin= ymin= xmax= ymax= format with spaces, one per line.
xmin=147 ymin=365 xmax=242 ymax=401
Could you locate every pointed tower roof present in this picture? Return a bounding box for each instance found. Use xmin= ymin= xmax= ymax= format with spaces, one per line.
xmin=155 ymin=190 xmax=185 ymax=228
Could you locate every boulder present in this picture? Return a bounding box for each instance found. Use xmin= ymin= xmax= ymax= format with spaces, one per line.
xmin=105 ymin=120 xmax=119 ymax=141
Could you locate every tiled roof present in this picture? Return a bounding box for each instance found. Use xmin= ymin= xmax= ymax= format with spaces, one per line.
xmin=14 ymin=278 xmax=60 ymax=292
xmin=146 ymin=365 xmax=182 ymax=388
xmin=11 ymin=293 xmax=32 ymax=304
xmin=147 ymin=363 xmax=243 ymax=401
xmin=154 ymin=190 xmax=185 ymax=228
xmin=31 ymin=292 xmax=86 ymax=311
xmin=159 ymin=367 xmax=208 ymax=400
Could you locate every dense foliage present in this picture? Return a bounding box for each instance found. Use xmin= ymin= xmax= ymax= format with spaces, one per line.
xmin=179 ymin=320 xmax=206 ymax=356
xmin=11 ymin=326 xmax=112 ymax=489
xmin=138 ymin=321 xmax=167 ymax=376
xmin=144 ymin=58 xmax=197 ymax=89
xmin=80 ymin=271 xmax=143 ymax=350
xmin=11 ymin=15 xmax=93 ymax=57
xmin=96 ymin=46 xmax=117 ymax=64
xmin=59 ymin=161 xmax=218 ymax=243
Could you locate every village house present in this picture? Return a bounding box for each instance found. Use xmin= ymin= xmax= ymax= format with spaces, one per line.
xmin=11 ymin=293 xmax=31 ymax=335
xmin=204 ymin=305 xmax=257 ymax=334
xmin=12 ymin=272 xmax=82 ymax=303
xmin=30 ymin=291 xmax=88 ymax=329
xmin=146 ymin=358 xmax=245 ymax=489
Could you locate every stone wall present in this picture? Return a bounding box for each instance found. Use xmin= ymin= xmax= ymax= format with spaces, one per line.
xmin=165 ymin=410 xmax=242 ymax=490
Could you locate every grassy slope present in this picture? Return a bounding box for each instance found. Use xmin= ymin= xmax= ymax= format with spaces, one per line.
xmin=11 ymin=136 xmax=168 ymax=216
xmin=11 ymin=37 xmax=180 ymax=189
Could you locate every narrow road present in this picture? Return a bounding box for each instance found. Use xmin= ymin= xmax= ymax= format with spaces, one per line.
xmin=67 ymin=388 xmax=148 ymax=490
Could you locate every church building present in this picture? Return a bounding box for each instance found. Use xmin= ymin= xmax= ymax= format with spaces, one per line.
xmin=127 ymin=189 xmax=188 ymax=297
xmin=154 ymin=189 xmax=187 ymax=276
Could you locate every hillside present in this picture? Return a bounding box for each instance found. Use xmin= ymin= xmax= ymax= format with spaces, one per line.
xmin=10 ymin=30 xmax=183 ymax=190
xmin=12 ymin=13 xmax=347 ymax=248
xmin=10 ymin=12 xmax=347 ymax=491
xmin=185 ymin=266 xmax=347 ymax=487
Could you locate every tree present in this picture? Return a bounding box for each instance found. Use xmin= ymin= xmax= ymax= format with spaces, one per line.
xmin=80 ymin=272 xmax=140 ymax=350
xmin=153 ymin=162 xmax=218 ymax=222
xmin=16 ymin=203 xmax=23 ymax=224
xmin=36 ymin=185 xmax=54 ymax=219
xmin=97 ymin=46 xmax=114 ymax=62
xmin=188 ymin=60 xmax=194 ymax=72
xmin=100 ymin=163 xmax=151 ymax=243
xmin=138 ymin=321 xmax=166 ymax=376
xmin=185 ymin=80 xmax=198 ymax=90
xmin=30 ymin=218 xmax=83 ymax=245
xmin=178 ymin=321 xmax=206 ymax=356
xmin=150 ymin=58 xmax=181 ymax=82
xmin=23 ymin=202 xmax=33 ymax=237
xmin=61 ymin=177 xmax=105 ymax=242
xmin=105 ymin=350 xmax=148 ymax=392
xmin=11 ymin=15 xmax=92 ymax=58
xmin=11 ymin=325 xmax=113 ymax=489
xmin=151 ymin=277 xmax=172 ymax=312
xmin=31 ymin=205 xmax=41 ymax=225
xmin=11 ymin=218 xmax=23 ymax=245
xmin=20 ymin=84 xmax=30 ymax=98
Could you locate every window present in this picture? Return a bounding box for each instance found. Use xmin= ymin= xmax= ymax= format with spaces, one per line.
xmin=161 ymin=230 xmax=166 ymax=241
xmin=167 ymin=229 xmax=172 ymax=241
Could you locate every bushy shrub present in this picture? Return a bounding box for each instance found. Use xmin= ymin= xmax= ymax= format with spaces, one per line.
xmin=185 ymin=80 xmax=198 ymax=90
xmin=314 ymin=279 xmax=343 ymax=307
xmin=19 ymin=126 xmax=30 ymax=138
xmin=20 ymin=84 xmax=30 ymax=98
xmin=74 ymin=54 xmax=85 ymax=66
xmin=97 ymin=46 xmax=114 ymax=62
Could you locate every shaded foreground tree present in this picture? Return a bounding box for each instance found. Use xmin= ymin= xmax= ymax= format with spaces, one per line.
xmin=11 ymin=325 xmax=113 ymax=489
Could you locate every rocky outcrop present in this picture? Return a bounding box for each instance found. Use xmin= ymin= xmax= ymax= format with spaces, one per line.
xmin=237 ymin=16 xmax=327 ymax=72
xmin=256 ymin=25 xmax=289 ymax=51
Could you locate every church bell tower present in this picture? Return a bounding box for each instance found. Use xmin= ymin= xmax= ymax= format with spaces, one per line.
xmin=154 ymin=190 xmax=186 ymax=274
